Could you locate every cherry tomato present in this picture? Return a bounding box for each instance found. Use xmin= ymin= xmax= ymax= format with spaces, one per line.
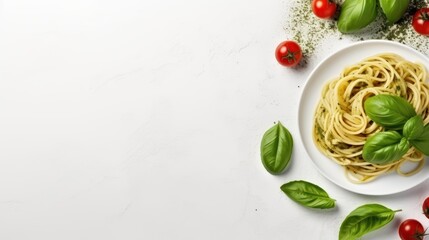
xmin=423 ymin=197 xmax=429 ymax=219
xmin=312 ymin=0 xmax=337 ymax=19
xmin=275 ymin=41 xmax=302 ymax=67
xmin=412 ymin=8 xmax=429 ymax=36
xmin=398 ymin=219 xmax=425 ymax=240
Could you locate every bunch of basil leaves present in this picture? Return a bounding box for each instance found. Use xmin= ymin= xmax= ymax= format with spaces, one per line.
xmin=338 ymin=0 xmax=409 ymax=33
xmin=363 ymin=94 xmax=429 ymax=164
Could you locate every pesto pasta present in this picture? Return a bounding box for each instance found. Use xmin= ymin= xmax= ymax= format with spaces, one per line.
xmin=313 ymin=53 xmax=429 ymax=183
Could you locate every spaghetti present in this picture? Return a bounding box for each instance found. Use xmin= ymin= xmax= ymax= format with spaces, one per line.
xmin=313 ymin=53 xmax=429 ymax=183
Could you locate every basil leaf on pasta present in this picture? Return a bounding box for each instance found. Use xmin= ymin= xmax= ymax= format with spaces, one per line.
xmin=260 ymin=121 xmax=293 ymax=175
xmin=364 ymin=94 xmax=416 ymax=130
xmin=362 ymin=131 xmax=410 ymax=165
xmin=409 ymin=124 xmax=429 ymax=156
xmin=403 ymin=115 xmax=424 ymax=140
xmin=280 ymin=180 xmax=335 ymax=209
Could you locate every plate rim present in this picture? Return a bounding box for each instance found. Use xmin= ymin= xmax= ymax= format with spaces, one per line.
xmin=297 ymin=39 xmax=429 ymax=196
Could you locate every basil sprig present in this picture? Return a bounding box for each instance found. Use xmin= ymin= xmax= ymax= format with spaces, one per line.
xmin=280 ymin=180 xmax=335 ymax=209
xmin=379 ymin=0 xmax=410 ymax=23
xmin=339 ymin=204 xmax=401 ymax=240
xmin=338 ymin=0 xmax=377 ymax=33
xmin=363 ymin=94 xmax=429 ymax=164
xmin=260 ymin=121 xmax=293 ymax=175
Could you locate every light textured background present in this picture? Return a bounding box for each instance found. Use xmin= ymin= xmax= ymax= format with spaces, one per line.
xmin=0 ymin=0 xmax=428 ymax=239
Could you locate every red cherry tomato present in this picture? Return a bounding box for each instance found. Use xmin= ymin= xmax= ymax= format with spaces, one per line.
xmin=412 ymin=8 xmax=429 ymax=36
xmin=398 ymin=219 xmax=425 ymax=240
xmin=423 ymin=197 xmax=429 ymax=219
xmin=275 ymin=41 xmax=302 ymax=67
xmin=312 ymin=0 xmax=337 ymax=19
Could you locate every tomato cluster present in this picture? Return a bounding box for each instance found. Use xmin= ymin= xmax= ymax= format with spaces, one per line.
xmin=398 ymin=197 xmax=429 ymax=240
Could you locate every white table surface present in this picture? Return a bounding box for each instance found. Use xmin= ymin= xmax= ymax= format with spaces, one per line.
xmin=0 ymin=0 xmax=428 ymax=239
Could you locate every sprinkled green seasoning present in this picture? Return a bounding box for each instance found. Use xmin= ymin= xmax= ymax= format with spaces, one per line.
xmin=284 ymin=0 xmax=429 ymax=57
xmin=284 ymin=0 xmax=340 ymax=56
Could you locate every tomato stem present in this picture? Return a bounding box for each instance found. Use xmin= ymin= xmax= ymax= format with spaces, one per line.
xmin=420 ymin=11 xmax=429 ymax=21
xmin=281 ymin=48 xmax=301 ymax=64
xmin=415 ymin=231 xmax=429 ymax=240
xmin=418 ymin=227 xmax=429 ymax=239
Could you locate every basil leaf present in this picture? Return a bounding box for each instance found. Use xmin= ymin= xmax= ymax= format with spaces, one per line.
xmin=280 ymin=180 xmax=335 ymax=209
xmin=409 ymin=124 xmax=429 ymax=155
xmin=337 ymin=0 xmax=377 ymax=33
xmin=362 ymin=131 xmax=410 ymax=164
xmin=260 ymin=121 xmax=293 ymax=175
xmin=403 ymin=115 xmax=424 ymax=140
xmin=364 ymin=94 xmax=416 ymax=130
xmin=380 ymin=0 xmax=409 ymax=23
xmin=339 ymin=204 xmax=400 ymax=240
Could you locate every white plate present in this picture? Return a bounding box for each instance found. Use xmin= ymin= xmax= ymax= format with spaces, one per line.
xmin=298 ymin=40 xmax=429 ymax=195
